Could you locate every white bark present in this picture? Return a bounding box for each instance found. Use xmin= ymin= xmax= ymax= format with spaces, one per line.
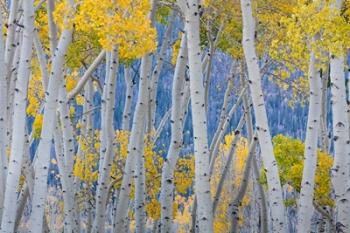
xmin=46 ymin=0 xmax=58 ymax=56
xmin=229 ymin=136 xmax=258 ymax=233
xmin=114 ymin=53 xmax=151 ymax=232
xmin=53 ymin=120 xmax=76 ymax=233
xmin=240 ymin=0 xmax=287 ymax=231
xmin=153 ymin=108 xmax=171 ymax=143
xmin=160 ymin=33 xmax=188 ymax=233
xmin=33 ymin=31 xmax=49 ymax=90
xmin=0 ymin=5 xmax=7 ymax=217
xmin=4 ymin=0 xmax=20 ymax=79
xmin=212 ymin=116 xmax=246 ymax=214
xmin=67 ymin=50 xmax=106 ymax=101
xmin=122 ymin=66 xmax=134 ymax=131
xmin=0 ymin=0 xmax=35 ymax=232
xmin=149 ymin=13 xmax=175 ymax=130
xmin=92 ymin=48 xmax=118 ymax=233
xmin=297 ymin=50 xmax=322 ymax=233
xmin=209 ymin=87 xmax=247 ymax=175
xmin=29 ymin=2 xmax=74 ymax=230
xmin=6 ymin=33 xmax=22 ymax=149
xmin=183 ymin=0 xmax=213 ymax=231
xmin=330 ymin=55 xmax=350 ymax=230
xmin=57 ymin=85 xmax=80 ymax=232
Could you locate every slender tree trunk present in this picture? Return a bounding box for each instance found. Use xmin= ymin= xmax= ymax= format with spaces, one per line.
xmin=230 ymin=137 xmax=258 ymax=233
xmin=53 ymin=121 xmax=75 ymax=233
xmin=297 ymin=49 xmax=322 ymax=233
xmin=114 ymin=54 xmax=152 ymax=232
xmin=209 ymin=87 xmax=246 ymax=174
xmin=114 ymin=1 xmax=158 ymax=230
xmin=320 ymin=67 xmax=329 ymax=153
xmin=149 ymin=13 xmax=175 ymax=130
xmin=184 ymin=0 xmax=213 ymax=231
xmin=57 ymin=85 xmax=80 ymax=232
xmin=240 ymin=0 xmax=287 ymax=231
xmin=92 ymin=48 xmax=118 ymax=233
xmin=122 ymin=66 xmax=134 ymax=131
xmin=160 ymin=33 xmax=188 ymax=233
xmin=29 ymin=1 xmax=74 ymax=230
xmin=212 ymin=116 xmax=246 ymax=214
xmin=67 ymin=50 xmax=106 ymax=101
xmin=4 ymin=0 xmax=20 ymax=80
xmin=0 ymin=1 xmax=35 ymax=231
xmin=46 ymin=0 xmax=58 ymax=56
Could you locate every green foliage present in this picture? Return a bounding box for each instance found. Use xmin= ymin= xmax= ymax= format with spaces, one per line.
xmin=260 ymin=134 xmax=334 ymax=207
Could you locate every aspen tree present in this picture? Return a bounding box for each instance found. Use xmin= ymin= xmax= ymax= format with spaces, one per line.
xmin=29 ymin=1 xmax=75 ymax=231
xmin=180 ymin=0 xmax=214 ymax=231
xmin=240 ymin=0 xmax=287 ymax=231
xmin=160 ymin=33 xmax=188 ymax=232
xmin=0 ymin=1 xmax=35 ymax=232
xmin=297 ymin=48 xmax=322 ymax=233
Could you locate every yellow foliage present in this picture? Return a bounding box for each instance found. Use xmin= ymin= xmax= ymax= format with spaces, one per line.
xmin=174 ymin=157 xmax=195 ymax=194
xmin=33 ymin=115 xmax=44 ymax=139
xmin=74 ymin=0 xmax=157 ymax=60
xmin=211 ymin=133 xmax=252 ymax=231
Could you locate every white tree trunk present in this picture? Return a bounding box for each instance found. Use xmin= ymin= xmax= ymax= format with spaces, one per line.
xmin=297 ymin=50 xmax=322 ymax=233
xmin=29 ymin=2 xmax=74 ymax=229
xmin=0 ymin=4 xmax=7 ymax=218
xmin=0 ymin=0 xmax=35 ymax=232
xmin=46 ymin=0 xmax=58 ymax=56
xmin=92 ymin=48 xmax=118 ymax=233
xmin=330 ymin=55 xmax=350 ymax=230
xmin=183 ymin=0 xmax=213 ymax=231
xmin=4 ymin=0 xmax=20 ymax=79
xmin=160 ymin=33 xmax=188 ymax=233
xmin=53 ymin=120 xmax=76 ymax=233
xmin=57 ymin=85 xmax=80 ymax=232
xmin=122 ymin=66 xmax=134 ymax=131
xmin=240 ymin=0 xmax=287 ymax=231
xmin=149 ymin=13 xmax=175 ymax=130
xmin=114 ymin=53 xmax=151 ymax=232
xmin=67 ymin=50 xmax=106 ymax=101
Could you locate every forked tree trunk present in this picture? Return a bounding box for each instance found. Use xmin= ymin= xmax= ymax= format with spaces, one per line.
xmin=114 ymin=53 xmax=152 ymax=232
xmin=297 ymin=49 xmax=322 ymax=232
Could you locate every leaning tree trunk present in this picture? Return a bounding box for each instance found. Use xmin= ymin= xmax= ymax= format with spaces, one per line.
xmin=114 ymin=54 xmax=152 ymax=232
xmin=183 ymin=0 xmax=213 ymax=232
xmin=160 ymin=33 xmax=188 ymax=233
xmin=149 ymin=13 xmax=175 ymax=131
xmin=29 ymin=1 xmax=74 ymax=230
xmin=114 ymin=1 xmax=158 ymax=231
xmin=0 ymin=1 xmax=35 ymax=232
xmin=297 ymin=49 xmax=322 ymax=232
xmin=240 ymin=0 xmax=287 ymax=231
